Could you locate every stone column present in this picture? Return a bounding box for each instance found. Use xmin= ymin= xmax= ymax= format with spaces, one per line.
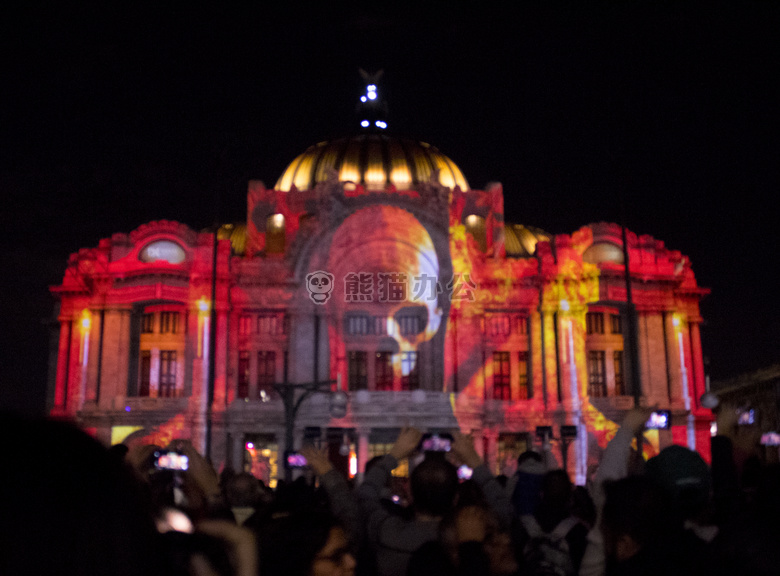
xmin=664 ymin=312 xmax=682 ymax=406
xmin=529 ymin=309 xmax=542 ymax=402
xmin=214 ymin=309 xmax=229 ymax=408
xmin=542 ymin=310 xmax=559 ymax=407
xmin=227 ymin=310 xmax=240 ymax=405
xmin=53 ymin=319 xmax=72 ymax=413
xmin=558 ymin=314 xmax=573 ymax=405
xmin=66 ymin=319 xmax=81 ymax=413
xmin=85 ymin=310 xmax=103 ymax=404
xmin=98 ymin=308 xmax=131 ymax=411
xmin=689 ymin=322 xmax=706 ymax=408
xmin=150 ymin=348 xmax=160 ymax=398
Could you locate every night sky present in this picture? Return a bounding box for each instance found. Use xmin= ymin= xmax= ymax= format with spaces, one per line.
xmin=2 ymin=2 xmax=779 ymax=414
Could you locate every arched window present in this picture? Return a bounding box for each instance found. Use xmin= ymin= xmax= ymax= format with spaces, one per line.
xmin=465 ymin=214 xmax=487 ymax=252
xmin=266 ymin=214 xmax=286 ymax=254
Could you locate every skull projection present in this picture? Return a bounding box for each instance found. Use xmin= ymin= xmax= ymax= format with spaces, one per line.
xmin=324 ymin=205 xmax=446 ymax=388
xmin=306 ymin=270 xmax=335 ymax=304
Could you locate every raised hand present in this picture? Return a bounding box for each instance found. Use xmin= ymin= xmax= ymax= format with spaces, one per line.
xmin=300 ymin=444 xmax=334 ymax=476
xmin=389 ymin=427 xmax=423 ymax=461
xmin=451 ymin=430 xmax=483 ymax=469
xmin=622 ymin=405 xmax=655 ymax=435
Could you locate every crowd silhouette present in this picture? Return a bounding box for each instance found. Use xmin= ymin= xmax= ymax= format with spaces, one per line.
xmin=2 ymin=402 xmax=778 ymax=576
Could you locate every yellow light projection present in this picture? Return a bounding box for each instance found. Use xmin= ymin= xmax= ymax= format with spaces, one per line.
xmin=387 ymin=138 xmax=413 ymax=190
xmin=292 ymin=152 xmax=316 ymax=191
xmin=78 ymin=309 xmax=91 ymax=364
xmin=111 ymin=425 xmax=143 ymax=446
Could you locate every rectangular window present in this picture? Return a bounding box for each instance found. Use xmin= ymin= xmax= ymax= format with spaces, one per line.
xmin=398 ymin=315 xmax=422 ymax=337
xmin=159 ymin=351 xmax=177 ymax=397
xmin=239 ymin=315 xmax=252 ymax=337
xmin=400 ymin=352 xmax=419 ymax=390
xmin=515 ymin=316 xmax=528 ymax=335
xmin=587 ymin=351 xmax=607 ymax=397
xmin=613 ymin=351 xmax=625 ymax=395
xmin=375 ymin=352 xmax=394 ymax=391
xmin=518 ymin=350 xmax=530 ymax=399
xmin=139 ymin=351 xmax=151 ymax=396
xmin=488 ymin=315 xmax=511 ymax=337
xmin=257 ymin=351 xmax=276 ymax=400
xmin=492 ymin=351 xmax=511 ymax=400
xmin=257 ymin=314 xmax=277 ymax=335
xmin=586 ymin=312 xmax=604 ymax=335
xmin=257 ymin=313 xmax=285 ymax=336
xmin=160 ymin=312 xmax=179 ymax=334
xmin=348 ymin=351 xmax=368 ymax=391
xmin=611 ymin=314 xmax=622 ymax=334
xmin=238 ymin=351 xmax=250 ymax=399
xmin=141 ymin=313 xmax=154 ymax=334
xmin=347 ymin=315 xmax=370 ymax=335
xmin=373 ymin=316 xmax=387 ymax=335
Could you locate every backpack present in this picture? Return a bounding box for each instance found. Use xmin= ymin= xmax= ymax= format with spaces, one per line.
xmin=519 ymin=514 xmax=580 ymax=576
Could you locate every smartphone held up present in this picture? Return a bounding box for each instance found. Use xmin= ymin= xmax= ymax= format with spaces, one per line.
xmin=154 ymin=450 xmax=189 ymax=471
xmin=420 ymin=433 xmax=453 ymax=453
xmin=645 ymin=410 xmax=671 ymax=430
xmin=285 ymin=451 xmax=308 ymax=469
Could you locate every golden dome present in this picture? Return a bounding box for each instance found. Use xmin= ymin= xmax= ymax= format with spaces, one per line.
xmin=275 ymin=134 xmax=469 ymax=192
xmin=504 ymin=224 xmax=550 ymax=257
xmin=216 ymin=223 xmax=247 ymax=256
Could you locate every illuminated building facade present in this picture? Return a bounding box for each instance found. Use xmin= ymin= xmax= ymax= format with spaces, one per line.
xmin=50 ymin=87 xmax=711 ymax=483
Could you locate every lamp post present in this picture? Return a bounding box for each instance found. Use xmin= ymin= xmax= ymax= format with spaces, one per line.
xmin=205 ymin=227 xmax=218 ymax=461
xmin=274 ymin=378 xmax=346 ymax=482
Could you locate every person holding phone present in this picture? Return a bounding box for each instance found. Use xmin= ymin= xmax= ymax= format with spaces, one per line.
xmin=356 ymin=427 xmax=510 ymax=576
xmin=300 ymin=444 xmax=361 ymax=551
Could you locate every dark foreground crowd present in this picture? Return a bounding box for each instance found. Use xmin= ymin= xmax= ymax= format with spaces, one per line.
xmin=1 ymin=404 xmax=778 ymax=576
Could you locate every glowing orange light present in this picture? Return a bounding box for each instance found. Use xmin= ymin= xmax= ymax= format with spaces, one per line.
xmin=197 ymin=298 xmax=210 ymax=357
xmin=80 ymin=310 xmax=92 ymax=332
xmin=270 ymin=213 xmax=285 ymax=229
xmin=197 ymin=297 xmax=210 ymax=314
xmin=78 ymin=309 xmax=91 ymax=364
xmin=349 ymin=449 xmax=357 ymax=478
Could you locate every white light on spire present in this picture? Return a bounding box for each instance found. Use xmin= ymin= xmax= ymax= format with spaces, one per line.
xmin=367 ymin=84 xmax=376 ymax=91
xmin=361 ymin=120 xmax=369 ymax=128
xmin=375 ymin=120 xmax=387 ymax=129
xmin=367 ymin=91 xmax=377 ymax=100
xmin=360 ymin=96 xmax=367 ymax=102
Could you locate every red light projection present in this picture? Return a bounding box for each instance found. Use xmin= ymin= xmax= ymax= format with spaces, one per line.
xmin=50 ymin=148 xmax=710 ymax=478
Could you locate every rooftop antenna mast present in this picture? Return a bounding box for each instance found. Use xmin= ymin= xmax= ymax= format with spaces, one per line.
xmin=357 ymin=69 xmax=388 ymax=131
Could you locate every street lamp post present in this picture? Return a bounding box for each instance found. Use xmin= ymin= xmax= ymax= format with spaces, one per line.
xmin=273 ymin=378 xmax=345 ymax=482
xmin=205 ymin=227 xmax=218 ymax=461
